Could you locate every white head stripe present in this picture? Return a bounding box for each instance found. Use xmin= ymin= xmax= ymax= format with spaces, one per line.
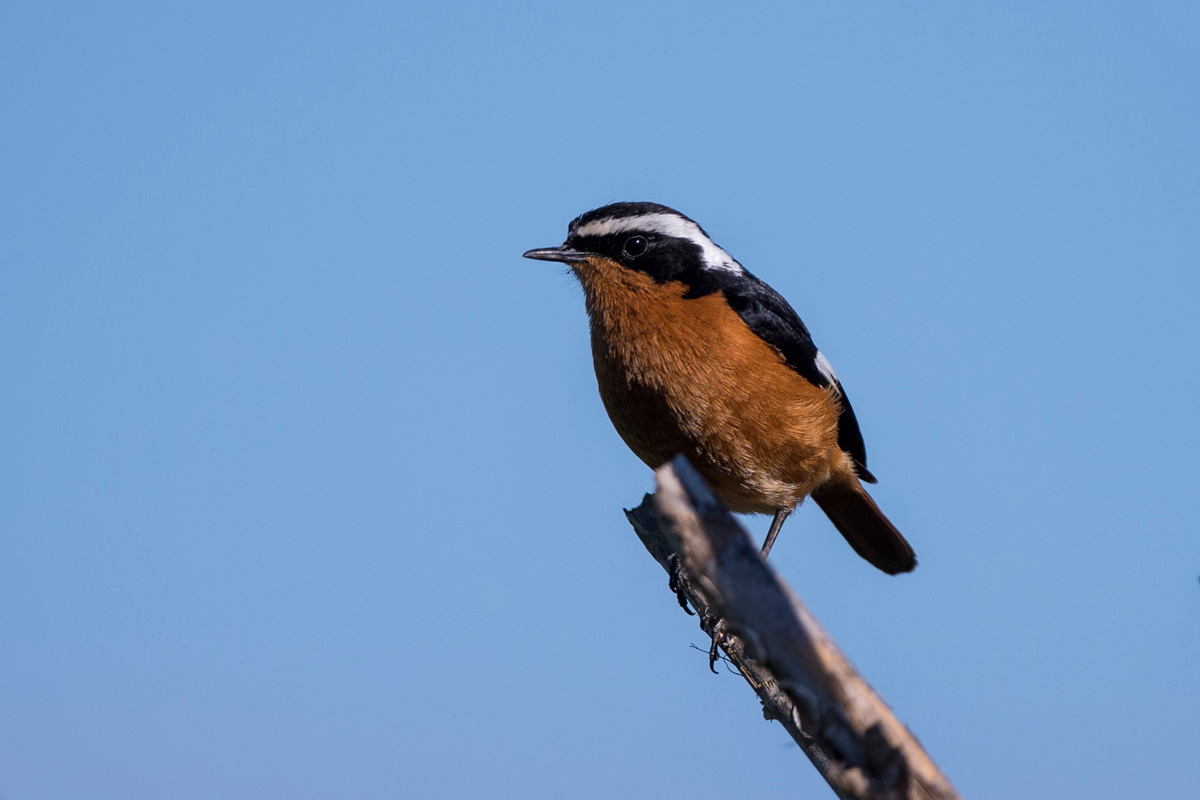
xmin=574 ymin=213 xmax=743 ymax=273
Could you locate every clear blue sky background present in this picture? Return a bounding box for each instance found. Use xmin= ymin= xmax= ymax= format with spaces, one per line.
xmin=2 ymin=2 xmax=1198 ymax=798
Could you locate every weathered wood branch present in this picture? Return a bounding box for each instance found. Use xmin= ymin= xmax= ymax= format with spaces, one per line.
xmin=625 ymin=455 xmax=960 ymax=800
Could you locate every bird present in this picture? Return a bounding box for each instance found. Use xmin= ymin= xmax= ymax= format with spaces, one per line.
xmin=523 ymin=202 xmax=915 ymax=574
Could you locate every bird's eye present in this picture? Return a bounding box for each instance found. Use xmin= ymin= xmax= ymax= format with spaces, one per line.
xmin=623 ymin=235 xmax=648 ymax=258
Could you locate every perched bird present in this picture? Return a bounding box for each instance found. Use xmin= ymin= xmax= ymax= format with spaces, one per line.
xmin=524 ymin=202 xmax=915 ymax=574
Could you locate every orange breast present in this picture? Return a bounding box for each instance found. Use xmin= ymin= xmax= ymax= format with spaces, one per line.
xmin=574 ymin=256 xmax=841 ymax=514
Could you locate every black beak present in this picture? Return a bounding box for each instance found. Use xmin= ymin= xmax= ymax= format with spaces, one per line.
xmin=522 ymin=245 xmax=590 ymax=264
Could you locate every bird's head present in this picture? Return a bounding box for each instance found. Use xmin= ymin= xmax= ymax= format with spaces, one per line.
xmin=523 ymin=202 xmax=745 ymax=286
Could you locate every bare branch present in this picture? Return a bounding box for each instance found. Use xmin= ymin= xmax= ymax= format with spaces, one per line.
xmin=625 ymin=455 xmax=960 ymax=800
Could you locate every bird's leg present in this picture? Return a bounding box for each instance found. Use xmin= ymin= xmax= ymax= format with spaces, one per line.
xmin=759 ymin=507 xmax=792 ymax=559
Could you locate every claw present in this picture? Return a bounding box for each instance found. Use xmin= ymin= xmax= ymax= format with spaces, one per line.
xmin=707 ymin=618 xmax=727 ymax=673
xmin=667 ymin=554 xmax=694 ymax=615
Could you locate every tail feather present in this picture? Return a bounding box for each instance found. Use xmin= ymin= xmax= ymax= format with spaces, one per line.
xmin=811 ymin=482 xmax=916 ymax=575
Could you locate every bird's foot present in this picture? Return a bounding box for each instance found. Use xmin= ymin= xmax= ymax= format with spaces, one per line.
xmin=667 ymin=554 xmax=694 ymax=615
xmin=703 ymin=615 xmax=727 ymax=673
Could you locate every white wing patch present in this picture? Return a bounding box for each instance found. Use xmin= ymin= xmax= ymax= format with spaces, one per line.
xmin=814 ymin=351 xmax=838 ymax=385
xmin=573 ymin=213 xmax=744 ymax=274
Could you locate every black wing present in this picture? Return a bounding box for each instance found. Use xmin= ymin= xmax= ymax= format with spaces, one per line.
xmin=696 ymin=270 xmax=877 ymax=483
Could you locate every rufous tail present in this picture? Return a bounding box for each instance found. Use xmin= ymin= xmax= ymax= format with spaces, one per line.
xmin=811 ymin=480 xmax=916 ymax=575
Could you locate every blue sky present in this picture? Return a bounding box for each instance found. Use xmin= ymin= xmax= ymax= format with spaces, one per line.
xmin=2 ymin=2 xmax=1198 ymax=798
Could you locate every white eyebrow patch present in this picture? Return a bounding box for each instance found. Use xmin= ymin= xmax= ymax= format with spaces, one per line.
xmin=574 ymin=213 xmax=744 ymax=274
